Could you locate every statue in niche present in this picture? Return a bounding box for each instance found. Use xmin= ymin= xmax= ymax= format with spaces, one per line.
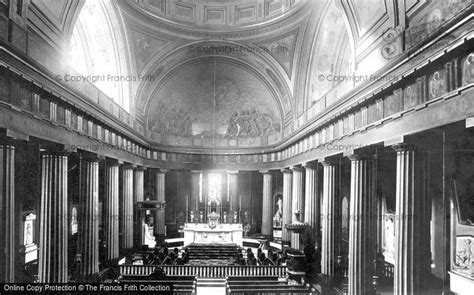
xmin=404 ymin=84 xmax=417 ymax=108
xmin=273 ymin=197 xmax=283 ymax=227
xmin=190 ymin=211 xmax=195 ymax=223
xmin=429 ymin=71 xmax=446 ymax=99
xmin=456 ymin=238 xmax=473 ymax=268
xmin=142 ymin=214 xmax=156 ymax=248
xmin=71 ymin=207 xmax=78 ymax=234
xmin=463 ymin=53 xmax=474 ymax=86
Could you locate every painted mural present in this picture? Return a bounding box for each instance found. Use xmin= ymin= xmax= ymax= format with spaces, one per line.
xmin=147 ymin=61 xmax=281 ymax=140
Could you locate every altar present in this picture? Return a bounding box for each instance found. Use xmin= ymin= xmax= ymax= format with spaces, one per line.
xmin=183 ymin=223 xmax=243 ymax=246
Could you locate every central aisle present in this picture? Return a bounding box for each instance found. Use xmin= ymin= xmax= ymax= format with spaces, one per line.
xmin=195 ymin=278 xmax=227 ymax=295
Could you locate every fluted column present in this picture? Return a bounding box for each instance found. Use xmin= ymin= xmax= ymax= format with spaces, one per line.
xmin=393 ymin=144 xmax=422 ymax=295
xmin=38 ymin=152 xmax=68 ymax=283
xmin=228 ymin=171 xmax=239 ymax=216
xmin=121 ymin=164 xmax=135 ymax=249
xmin=303 ymin=162 xmax=320 ymax=241
xmin=78 ymin=157 xmax=99 ymax=276
xmin=0 ymin=143 xmax=16 ymax=282
xmin=321 ymin=160 xmax=337 ymax=276
xmin=134 ymin=167 xmax=145 ymax=202
xmin=104 ymin=161 xmax=119 ymax=260
xmin=291 ymin=166 xmax=303 ymax=250
xmin=134 ymin=167 xmax=146 ymax=245
xmin=282 ymin=169 xmax=293 ymax=246
xmin=154 ymin=170 xmax=167 ymax=242
xmin=261 ymin=171 xmax=273 ymax=238
xmin=191 ymin=171 xmax=201 ymax=215
xmin=348 ymin=154 xmax=375 ymax=295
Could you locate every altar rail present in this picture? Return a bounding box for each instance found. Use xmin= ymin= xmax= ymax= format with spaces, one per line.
xmin=120 ymin=264 xmax=287 ymax=278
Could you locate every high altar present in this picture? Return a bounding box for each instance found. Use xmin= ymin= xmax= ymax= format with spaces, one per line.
xmin=183 ymin=199 xmax=243 ymax=246
xmin=183 ymin=223 xmax=243 ymax=246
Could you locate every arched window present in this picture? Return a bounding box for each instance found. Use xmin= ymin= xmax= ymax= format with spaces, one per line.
xmin=69 ymin=0 xmax=129 ymax=111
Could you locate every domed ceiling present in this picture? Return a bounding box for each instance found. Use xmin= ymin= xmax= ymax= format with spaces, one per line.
xmin=128 ymin=0 xmax=304 ymax=30
xmin=145 ymin=59 xmax=283 ymax=149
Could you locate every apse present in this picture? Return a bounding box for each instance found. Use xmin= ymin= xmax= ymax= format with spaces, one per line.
xmin=145 ymin=59 xmax=283 ymax=148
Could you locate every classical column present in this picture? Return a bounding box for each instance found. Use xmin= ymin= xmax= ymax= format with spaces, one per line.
xmin=78 ymin=156 xmax=99 ymax=276
xmin=348 ymin=154 xmax=376 ymax=295
xmin=104 ymin=160 xmax=119 ymax=261
xmin=38 ymin=151 xmax=68 ymax=283
xmin=228 ymin=171 xmax=239 ymax=218
xmin=321 ymin=160 xmax=337 ymax=276
xmin=261 ymin=171 xmax=273 ymax=238
xmin=191 ymin=171 xmax=201 ymax=217
xmin=0 ymin=143 xmax=16 ymax=282
xmin=134 ymin=167 xmax=145 ymax=202
xmin=121 ymin=164 xmax=135 ymax=249
xmin=392 ymin=144 xmax=423 ymax=295
xmin=282 ymin=168 xmax=293 ymax=246
xmin=303 ymin=162 xmax=320 ymax=241
xmin=134 ymin=167 xmax=146 ymax=245
xmin=291 ymin=166 xmax=303 ymax=250
xmin=154 ymin=170 xmax=167 ymax=243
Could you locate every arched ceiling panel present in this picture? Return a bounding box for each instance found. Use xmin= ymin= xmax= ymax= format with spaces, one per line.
xmin=145 ymin=59 xmax=284 ymax=150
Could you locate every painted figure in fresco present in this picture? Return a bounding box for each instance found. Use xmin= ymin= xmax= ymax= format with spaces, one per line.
xmin=225 ymin=109 xmax=280 ymax=138
xmin=248 ymin=110 xmax=261 ymax=137
xmin=226 ymin=112 xmax=240 ymax=136
xmin=260 ymin=113 xmax=276 ymax=135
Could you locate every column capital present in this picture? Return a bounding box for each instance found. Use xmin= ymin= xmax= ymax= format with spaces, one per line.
xmin=134 ymin=166 xmax=147 ymax=172
xmin=105 ymin=158 xmax=121 ymax=167
xmin=123 ymin=163 xmax=136 ymax=170
xmin=290 ymin=166 xmax=303 ymax=172
xmin=40 ymin=150 xmax=70 ymax=157
xmin=158 ymin=169 xmax=169 ymax=174
xmin=320 ymin=158 xmax=338 ymax=167
xmin=259 ymin=170 xmax=271 ymax=175
xmin=281 ymin=168 xmax=292 ymax=174
xmin=391 ymin=143 xmax=416 ymax=152
xmin=302 ymin=162 xmax=318 ymax=170
xmin=347 ymin=153 xmax=375 ymax=162
xmin=79 ymin=152 xmax=103 ymax=163
xmin=227 ymin=170 xmax=240 ymax=174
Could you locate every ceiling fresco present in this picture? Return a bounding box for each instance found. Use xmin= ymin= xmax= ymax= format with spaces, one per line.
xmin=146 ymin=60 xmax=282 ymax=147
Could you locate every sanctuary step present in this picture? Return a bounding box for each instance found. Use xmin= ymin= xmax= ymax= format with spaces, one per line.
xmin=195 ymin=277 xmax=227 ymax=295
xmin=186 ymin=243 xmax=240 ymax=260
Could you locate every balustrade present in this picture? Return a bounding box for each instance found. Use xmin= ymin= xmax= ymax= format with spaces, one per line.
xmin=119 ymin=264 xmax=287 ymax=278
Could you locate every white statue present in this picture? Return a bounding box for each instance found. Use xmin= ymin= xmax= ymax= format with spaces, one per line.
xmin=273 ymin=197 xmax=283 ymax=227
xmin=142 ymin=215 xmax=156 ymax=248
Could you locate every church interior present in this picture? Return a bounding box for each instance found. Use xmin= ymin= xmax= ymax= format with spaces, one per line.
xmin=0 ymin=0 xmax=473 ymax=294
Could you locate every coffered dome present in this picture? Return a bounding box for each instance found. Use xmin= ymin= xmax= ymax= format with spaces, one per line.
xmin=127 ymin=0 xmax=305 ymax=30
